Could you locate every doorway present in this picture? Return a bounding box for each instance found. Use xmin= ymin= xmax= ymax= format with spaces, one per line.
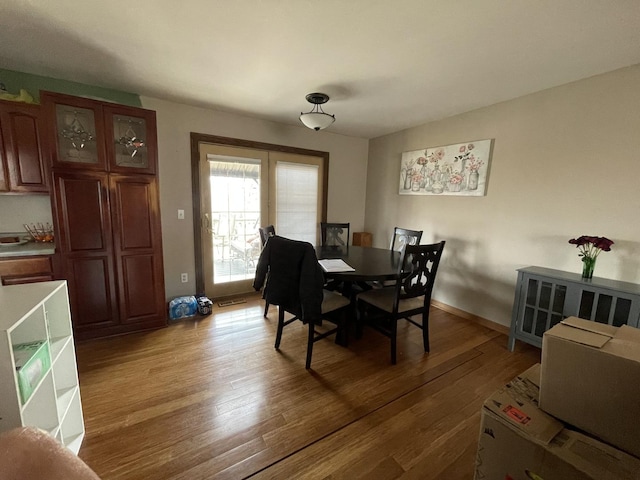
xmin=191 ymin=134 xmax=329 ymax=300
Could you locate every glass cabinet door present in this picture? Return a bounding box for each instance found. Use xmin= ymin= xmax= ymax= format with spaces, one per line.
xmin=104 ymin=105 xmax=157 ymax=175
xmin=517 ymin=275 xmax=568 ymax=346
xmin=43 ymin=92 xmax=106 ymax=170
xmin=578 ymin=288 xmax=634 ymax=327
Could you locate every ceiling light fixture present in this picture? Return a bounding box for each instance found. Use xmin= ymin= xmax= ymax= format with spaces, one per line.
xmin=299 ymin=93 xmax=335 ymax=131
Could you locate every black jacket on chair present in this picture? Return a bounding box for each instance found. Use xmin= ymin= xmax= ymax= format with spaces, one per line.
xmin=253 ymin=236 xmax=324 ymax=321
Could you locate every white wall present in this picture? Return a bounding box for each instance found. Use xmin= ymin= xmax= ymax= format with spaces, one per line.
xmin=365 ymin=65 xmax=640 ymax=328
xmin=0 ymin=195 xmax=52 ymax=233
xmin=140 ymin=97 xmax=369 ymax=300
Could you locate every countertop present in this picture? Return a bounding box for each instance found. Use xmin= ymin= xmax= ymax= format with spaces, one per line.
xmin=0 ymin=233 xmax=55 ymax=258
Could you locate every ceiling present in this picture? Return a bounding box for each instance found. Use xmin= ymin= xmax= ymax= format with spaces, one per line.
xmin=1 ymin=1 xmax=639 ymax=139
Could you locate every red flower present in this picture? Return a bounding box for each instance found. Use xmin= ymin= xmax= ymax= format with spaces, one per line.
xmin=568 ymin=235 xmax=614 ymax=259
xmin=594 ymin=237 xmax=614 ymax=251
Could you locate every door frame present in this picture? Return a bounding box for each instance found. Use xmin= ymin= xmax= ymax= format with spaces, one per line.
xmin=190 ymin=133 xmax=330 ymax=297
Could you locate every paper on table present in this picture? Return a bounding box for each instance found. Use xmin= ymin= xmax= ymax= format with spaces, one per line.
xmin=318 ymin=259 xmax=355 ymax=273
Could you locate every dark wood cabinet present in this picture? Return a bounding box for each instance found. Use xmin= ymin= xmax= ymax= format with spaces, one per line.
xmin=0 ymin=122 xmax=6 ymax=191
xmin=0 ymin=101 xmax=48 ymax=193
xmin=43 ymin=91 xmax=166 ymax=340
xmin=0 ymin=256 xmax=54 ymax=285
xmin=51 ymin=171 xmax=120 ymax=336
xmin=104 ymin=105 xmax=157 ymax=175
xmin=110 ymin=174 xmax=165 ymax=325
xmin=44 ymin=93 xmax=107 ymax=171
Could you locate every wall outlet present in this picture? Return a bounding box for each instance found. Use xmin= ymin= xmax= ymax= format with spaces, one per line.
xmin=178 ymin=209 xmax=185 ymax=220
xmin=180 ymin=273 xmax=188 ymax=283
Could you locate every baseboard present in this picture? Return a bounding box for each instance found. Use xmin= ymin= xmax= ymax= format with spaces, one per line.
xmin=431 ymin=299 xmax=509 ymax=336
xmin=214 ymin=291 xmax=262 ymax=304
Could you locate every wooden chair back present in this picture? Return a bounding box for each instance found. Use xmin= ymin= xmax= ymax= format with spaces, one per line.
xmin=321 ymin=222 xmax=350 ymax=247
xmin=395 ymin=241 xmax=445 ymax=309
xmin=390 ymin=227 xmax=423 ymax=252
xmin=258 ymin=225 xmax=276 ymax=246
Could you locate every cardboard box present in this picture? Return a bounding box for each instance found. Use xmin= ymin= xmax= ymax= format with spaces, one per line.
xmin=540 ymin=316 xmax=640 ymax=459
xmin=352 ymin=232 xmax=372 ymax=247
xmin=13 ymin=340 xmax=51 ymax=404
xmin=475 ymin=364 xmax=640 ymax=480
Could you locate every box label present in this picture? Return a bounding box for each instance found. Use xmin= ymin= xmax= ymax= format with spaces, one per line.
xmin=503 ymin=405 xmax=531 ymax=425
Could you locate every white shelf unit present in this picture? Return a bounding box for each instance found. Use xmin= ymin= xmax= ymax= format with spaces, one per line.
xmin=0 ymin=280 xmax=84 ymax=453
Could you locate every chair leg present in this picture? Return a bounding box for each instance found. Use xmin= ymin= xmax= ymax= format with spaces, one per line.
xmin=275 ymin=308 xmax=285 ymax=349
xmin=263 ymin=301 xmax=270 ymax=317
xmin=305 ymin=321 xmax=315 ymax=369
xmin=391 ymin=318 xmax=398 ymax=364
xmin=422 ymin=311 xmax=430 ymax=353
xmin=355 ymin=300 xmax=365 ymax=339
xmin=336 ymin=308 xmax=348 ymax=347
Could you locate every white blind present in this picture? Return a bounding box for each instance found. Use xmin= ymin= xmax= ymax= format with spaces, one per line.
xmin=276 ymin=161 xmax=318 ymax=244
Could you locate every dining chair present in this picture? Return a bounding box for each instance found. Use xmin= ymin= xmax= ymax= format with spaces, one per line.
xmin=258 ymin=224 xmax=276 ymax=246
xmin=320 ymin=222 xmax=351 ymax=292
xmin=369 ymin=227 xmax=424 ymax=289
xmin=253 ymin=235 xmax=351 ymax=369
xmin=258 ymin=225 xmax=276 ymax=316
xmin=356 ymin=241 xmax=445 ymax=364
xmin=321 ymin=222 xmax=350 ymax=247
xmin=390 ymin=227 xmax=423 ymax=251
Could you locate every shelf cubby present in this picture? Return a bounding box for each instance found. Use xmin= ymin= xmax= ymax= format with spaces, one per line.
xmin=0 ymin=281 xmax=84 ymax=454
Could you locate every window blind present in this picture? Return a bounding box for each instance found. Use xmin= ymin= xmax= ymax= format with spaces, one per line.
xmin=276 ymin=161 xmax=318 ymax=244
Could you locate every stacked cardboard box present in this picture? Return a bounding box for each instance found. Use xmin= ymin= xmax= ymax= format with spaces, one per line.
xmin=475 ymin=316 xmax=640 ymax=479
xmin=540 ymin=316 xmax=640 ymax=460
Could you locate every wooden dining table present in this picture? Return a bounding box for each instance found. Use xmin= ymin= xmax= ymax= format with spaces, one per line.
xmin=315 ymin=245 xmax=402 ymax=285
xmin=314 ymin=245 xmax=402 ymax=345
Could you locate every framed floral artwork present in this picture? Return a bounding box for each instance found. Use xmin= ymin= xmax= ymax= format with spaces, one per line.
xmin=399 ymin=139 xmax=493 ymax=196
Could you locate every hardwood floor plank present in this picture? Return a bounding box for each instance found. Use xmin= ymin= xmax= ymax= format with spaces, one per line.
xmin=249 ymin=334 xmax=538 ymax=478
xmin=74 ymin=297 xmax=540 ymax=479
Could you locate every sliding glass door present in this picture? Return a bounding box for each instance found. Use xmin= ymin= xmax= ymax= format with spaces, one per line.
xmin=197 ymin=142 xmax=325 ymax=299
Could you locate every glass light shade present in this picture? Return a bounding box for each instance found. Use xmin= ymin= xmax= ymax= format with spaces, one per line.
xmin=299 ymin=112 xmax=335 ymax=131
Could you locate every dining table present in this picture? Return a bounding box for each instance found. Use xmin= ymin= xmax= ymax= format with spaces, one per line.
xmin=314 ymin=245 xmax=402 ymax=345
xmin=315 ymin=244 xmax=402 ymax=286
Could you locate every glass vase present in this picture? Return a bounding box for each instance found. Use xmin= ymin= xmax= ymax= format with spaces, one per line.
xmin=581 ymin=256 xmax=596 ymax=279
xmin=468 ymin=171 xmax=479 ymax=190
xmin=403 ymin=170 xmax=413 ymax=190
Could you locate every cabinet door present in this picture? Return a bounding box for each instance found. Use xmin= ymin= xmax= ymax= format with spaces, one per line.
xmin=0 ymin=122 xmax=7 ymax=191
xmin=110 ymin=174 xmax=166 ymax=327
xmin=0 ymin=256 xmax=54 ymax=286
xmin=104 ymin=105 xmax=157 ymax=175
xmin=575 ymin=286 xmax=640 ymax=328
xmin=51 ymin=171 xmax=120 ymax=337
xmin=42 ymin=92 xmax=106 ymax=171
xmin=3 ymin=274 xmax=54 ymax=285
xmin=0 ymin=102 xmax=48 ymax=192
xmin=515 ymin=274 xmax=569 ymax=347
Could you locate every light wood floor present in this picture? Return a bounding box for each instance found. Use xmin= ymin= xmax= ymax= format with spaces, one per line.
xmin=75 ymin=293 xmax=540 ymax=479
